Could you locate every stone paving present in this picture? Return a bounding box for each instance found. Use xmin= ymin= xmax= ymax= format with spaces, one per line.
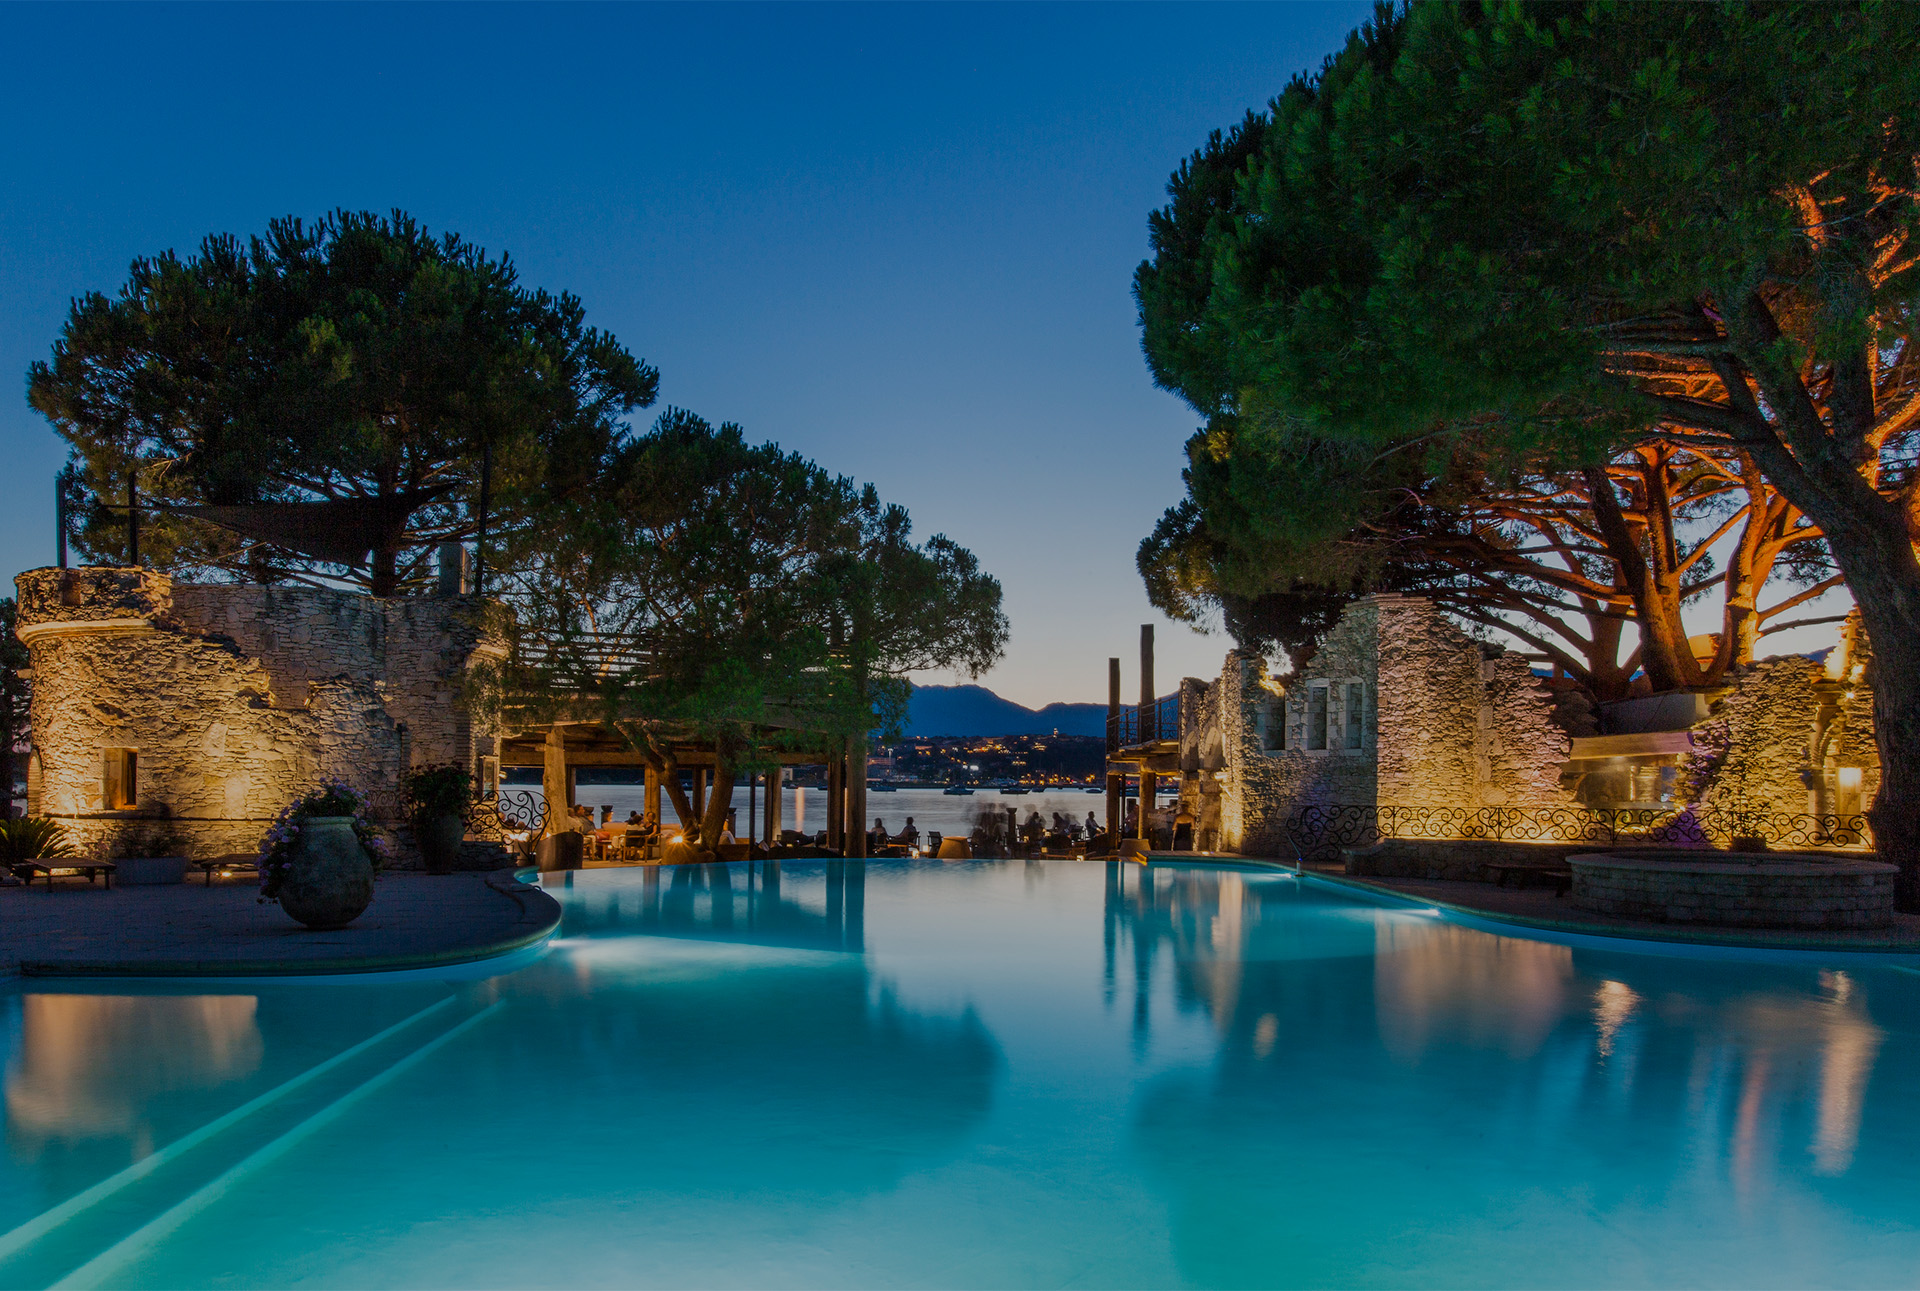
xmin=1314 ymin=864 xmax=1920 ymax=952
xmin=0 ymin=870 xmax=560 ymax=977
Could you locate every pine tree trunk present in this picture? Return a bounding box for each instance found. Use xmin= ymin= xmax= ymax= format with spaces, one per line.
xmin=699 ymin=762 xmax=736 ymax=851
xmin=1835 ymin=540 xmax=1920 ymax=911
xmin=370 ymin=545 xmax=400 ymax=598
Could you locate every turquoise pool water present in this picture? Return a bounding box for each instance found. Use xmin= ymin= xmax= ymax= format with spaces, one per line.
xmin=0 ymin=860 xmax=1917 ymax=1288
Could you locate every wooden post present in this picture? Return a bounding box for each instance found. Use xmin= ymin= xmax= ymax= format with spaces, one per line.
xmin=848 ymin=735 xmax=868 ymax=859
xmin=1138 ymin=625 xmax=1156 ymax=845
xmin=541 ymin=727 xmax=567 ymax=836
xmin=765 ymin=766 xmax=781 ymax=844
xmin=693 ymin=767 xmax=707 ymax=820
xmin=644 ymin=765 xmax=660 ymax=845
xmin=827 ymin=755 xmax=843 ymax=851
xmin=1106 ymin=657 xmax=1122 ymax=848
xmin=1140 ymin=624 xmax=1155 ymax=743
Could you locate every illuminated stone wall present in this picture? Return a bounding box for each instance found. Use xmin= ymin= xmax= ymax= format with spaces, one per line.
xmin=1202 ymin=593 xmax=1876 ymax=859
xmin=1208 ymin=596 xmax=1573 ymax=857
xmin=15 ymin=567 xmax=503 ymax=861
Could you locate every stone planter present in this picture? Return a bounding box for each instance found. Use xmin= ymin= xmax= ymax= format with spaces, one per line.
xmin=117 ymin=855 xmax=188 ymax=885
xmin=278 ymin=816 xmax=375 ymax=930
xmin=413 ymin=811 xmax=466 ymax=875
xmin=1569 ymin=850 xmax=1897 ymax=930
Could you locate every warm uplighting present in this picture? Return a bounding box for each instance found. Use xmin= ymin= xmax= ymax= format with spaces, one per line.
xmin=1838 ymin=767 xmax=1863 ymax=792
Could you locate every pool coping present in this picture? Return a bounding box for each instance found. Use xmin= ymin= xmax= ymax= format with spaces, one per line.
xmin=12 ymin=871 xmax=564 ymax=979
xmin=1154 ymin=855 xmax=1920 ymax=956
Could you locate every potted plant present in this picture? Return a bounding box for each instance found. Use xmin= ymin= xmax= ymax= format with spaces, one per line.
xmin=110 ymin=824 xmax=190 ymax=885
xmin=405 ymin=763 xmax=471 ymax=875
xmin=258 ymin=780 xmax=389 ymax=929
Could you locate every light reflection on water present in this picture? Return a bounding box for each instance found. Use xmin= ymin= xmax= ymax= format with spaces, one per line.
xmin=0 ymin=860 xmax=1916 ymax=1288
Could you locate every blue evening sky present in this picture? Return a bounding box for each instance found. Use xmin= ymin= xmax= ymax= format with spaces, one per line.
xmin=0 ymin=2 xmax=1380 ymax=707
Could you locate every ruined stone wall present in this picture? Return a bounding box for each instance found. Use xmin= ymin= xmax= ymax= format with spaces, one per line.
xmin=16 ymin=567 xmax=501 ymax=861
xmin=1214 ymin=595 xmax=1572 ymax=857
xmin=1479 ymin=651 xmax=1575 ymax=808
xmin=1683 ymin=659 xmax=1823 ymax=815
xmin=1215 ymin=601 xmax=1383 ymax=857
xmin=171 ymin=584 xmax=499 ymax=767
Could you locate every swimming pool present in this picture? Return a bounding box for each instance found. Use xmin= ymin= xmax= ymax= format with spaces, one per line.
xmin=0 ymin=859 xmax=1915 ymax=1288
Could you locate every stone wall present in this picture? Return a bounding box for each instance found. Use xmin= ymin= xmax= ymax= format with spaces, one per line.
xmin=1209 ymin=595 xmax=1573 ymax=857
xmin=16 ymin=567 xmax=503 ymax=862
xmin=1682 ymin=658 xmax=1821 ymax=815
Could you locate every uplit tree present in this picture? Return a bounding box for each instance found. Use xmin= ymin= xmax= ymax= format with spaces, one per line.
xmin=29 ymin=210 xmax=657 ymax=595
xmin=1135 ymin=2 xmax=1920 ymax=899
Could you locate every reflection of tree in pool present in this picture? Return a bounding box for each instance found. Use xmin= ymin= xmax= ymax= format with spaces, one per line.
xmin=1108 ymin=868 xmax=1920 ymax=1286
xmin=394 ymin=863 xmax=1000 ymax=1212
xmin=550 ymin=860 xmax=866 ymax=953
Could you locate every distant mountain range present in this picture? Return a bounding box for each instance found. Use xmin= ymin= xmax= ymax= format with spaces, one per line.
xmin=905 ymin=684 xmax=1105 ymax=738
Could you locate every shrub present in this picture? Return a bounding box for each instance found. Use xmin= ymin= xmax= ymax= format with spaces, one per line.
xmin=404 ymin=764 xmax=472 ymax=818
xmin=256 ymin=780 xmax=390 ymax=901
xmin=0 ymin=818 xmax=74 ymax=862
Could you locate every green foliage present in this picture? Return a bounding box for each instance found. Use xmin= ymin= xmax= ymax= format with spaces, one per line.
xmin=404 ymin=764 xmax=473 ymax=817
xmin=28 ymin=210 xmax=659 ymax=594
xmin=1137 ymin=0 xmax=1920 ymax=668
xmin=0 ymin=818 xmax=74 ymax=862
xmin=490 ymin=411 xmax=1007 ymax=847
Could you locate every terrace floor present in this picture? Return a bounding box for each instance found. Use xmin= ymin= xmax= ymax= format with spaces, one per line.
xmin=1309 ymin=864 xmax=1920 ymax=953
xmin=0 ymin=869 xmax=560 ymax=977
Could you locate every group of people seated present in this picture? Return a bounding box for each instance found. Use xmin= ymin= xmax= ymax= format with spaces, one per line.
xmin=867 ymin=817 xmax=921 ymax=851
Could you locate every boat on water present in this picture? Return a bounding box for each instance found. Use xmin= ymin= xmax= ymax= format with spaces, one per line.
xmin=870 ymin=784 xmax=898 ymax=792
xmin=999 ymin=787 xmax=1029 ymax=795
xmin=942 ymin=785 xmax=976 ymax=796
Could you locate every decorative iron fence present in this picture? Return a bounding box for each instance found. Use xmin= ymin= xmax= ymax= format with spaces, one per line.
xmin=1284 ymin=803 xmax=1873 ymax=865
xmin=466 ymin=788 xmax=550 ymax=843
xmin=1110 ymin=693 xmax=1183 ymax=751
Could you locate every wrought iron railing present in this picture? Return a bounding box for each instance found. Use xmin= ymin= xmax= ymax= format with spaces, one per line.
xmin=466 ymin=788 xmax=550 ymax=842
xmin=1284 ymin=803 xmax=1874 ymax=865
xmin=1110 ymin=693 xmax=1183 ymax=751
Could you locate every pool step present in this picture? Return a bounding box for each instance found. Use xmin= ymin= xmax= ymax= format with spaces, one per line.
xmin=0 ymin=989 xmax=504 ymax=1290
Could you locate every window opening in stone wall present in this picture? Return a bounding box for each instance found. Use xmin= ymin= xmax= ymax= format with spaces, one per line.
xmin=1345 ymin=682 xmax=1364 ymax=750
xmin=1307 ymin=684 xmax=1328 ymax=751
xmin=1263 ymin=693 xmax=1287 ymax=750
xmin=480 ymin=755 xmax=500 ymax=797
xmin=102 ymin=748 xmax=137 ymax=810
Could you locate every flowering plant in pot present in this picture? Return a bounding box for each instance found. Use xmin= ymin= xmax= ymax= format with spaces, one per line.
xmin=404 ymin=763 xmax=472 ymax=874
xmin=258 ymin=780 xmax=390 ymax=929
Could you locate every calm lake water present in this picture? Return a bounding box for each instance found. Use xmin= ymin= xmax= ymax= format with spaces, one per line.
xmin=0 ymin=859 xmax=1916 ymax=1287
xmin=523 ymin=783 xmax=1113 ymax=840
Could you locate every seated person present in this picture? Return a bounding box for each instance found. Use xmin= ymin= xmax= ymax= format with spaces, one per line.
xmin=899 ymin=817 xmax=920 ymax=847
xmin=626 ymin=810 xmax=645 ymax=826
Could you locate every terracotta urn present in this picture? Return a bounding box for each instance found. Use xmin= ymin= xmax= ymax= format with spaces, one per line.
xmin=278 ymin=816 xmax=375 ymax=930
xmin=413 ymin=811 xmax=466 ymax=875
